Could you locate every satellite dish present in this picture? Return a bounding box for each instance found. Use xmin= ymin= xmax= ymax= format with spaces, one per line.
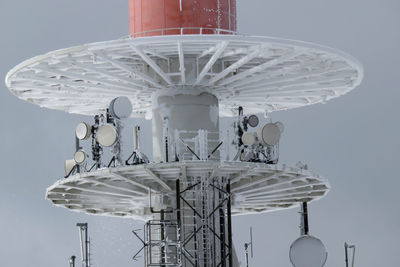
xmin=110 ymin=96 xmax=132 ymax=119
xmin=74 ymin=150 xmax=87 ymax=164
xmin=76 ymin=122 xmax=92 ymax=140
xmin=242 ymin=132 xmax=256 ymax=146
xmin=247 ymin=115 xmax=259 ymax=128
xmin=97 ymin=124 xmax=118 ymax=147
xmin=257 ymin=123 xmax=281 ymax=146
xmin=274 ymin=121 xmax=285 ymax=133
xmin=64 ymin=159 xmax=76 ymax=176
xmin=289 ymin=235 xmax=327 ymax=267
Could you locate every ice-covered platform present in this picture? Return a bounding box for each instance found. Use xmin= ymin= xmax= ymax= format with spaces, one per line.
xmin=46 ymin=161 xmax=329 ymax=220
xmin=6 ymin=34 xmax=363 ymax=118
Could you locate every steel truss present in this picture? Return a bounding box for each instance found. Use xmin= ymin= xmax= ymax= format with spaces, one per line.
xmin=177 ymin=177 xmax=233 ymax=267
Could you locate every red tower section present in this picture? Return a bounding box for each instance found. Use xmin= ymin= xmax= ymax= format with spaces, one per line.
xmin=129 ymin=0 xmax=237 ymax=37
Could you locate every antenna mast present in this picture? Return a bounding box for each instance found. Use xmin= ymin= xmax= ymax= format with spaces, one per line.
xmin=345 ymin=242 xmax=356 ymax=267
xmin=77 ymin=223 xmax=90 ymax=267
xmin=244 ymin=227 xmax=254 ymax=267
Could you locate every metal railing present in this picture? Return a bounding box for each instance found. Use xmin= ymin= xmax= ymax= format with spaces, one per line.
xmin=131 ymin=27 xmax=237 ymax=38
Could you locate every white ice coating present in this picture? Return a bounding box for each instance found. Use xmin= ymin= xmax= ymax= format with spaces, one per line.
xmin=152 ymin=90 xmax=220 ymax=163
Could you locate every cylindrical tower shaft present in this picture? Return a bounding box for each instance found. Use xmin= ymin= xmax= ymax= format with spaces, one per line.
xmin=129 ymin=0 xmax=237 ymax=37
xmin=152 ymin=92 xmax=220 ymax=163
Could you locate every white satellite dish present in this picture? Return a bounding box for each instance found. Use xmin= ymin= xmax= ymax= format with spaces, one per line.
xmin=110 ymin=96 xmax=132 ymax=119
xmin=257 ymin=123 xmax=281 ymax=146
xmin=76 ymin=122 xmax=92 ymax=140
xmin=64 ymin=159 xmax=76 ymax=176
xmin=274 ymin=121 xmax=285 ymax=133
xmin=96 ymin=124 xmax=118 ymax=147
xmin=242 ymin=132 xmax=256 ymax=146
xmin=247 ymin=115 xmax=259 ymax=128
xmin=74 ymin=150 xmax=87 ymax=165
xmin=289 ymin=235 xmax=327 ymax=267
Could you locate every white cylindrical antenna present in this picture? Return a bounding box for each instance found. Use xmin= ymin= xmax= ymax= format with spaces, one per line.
xmin=134 ymin=125 xmax=140 ymax=151
xmin=76 ymin=223 xmax=89 ymax=267
xmin=78 ymin=227 xmax=84 ymax=263
xmin=250 ymin=227 xmax=254 ymax=258
xmin=345 ymin=243 xmax=356 ymax=267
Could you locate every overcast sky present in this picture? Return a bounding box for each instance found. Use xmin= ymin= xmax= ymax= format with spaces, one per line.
xmin=0 ymin=0 xmax=399 ymax=266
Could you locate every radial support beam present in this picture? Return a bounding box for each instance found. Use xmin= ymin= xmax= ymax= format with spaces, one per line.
xmin=218 ymin=50 xmax=299 ymax=86
xmin=109 ymin=172 xmax=151 ymax=193
xmin=130 ymin=45 xmax=172 ymax=85
xmin=91 ymin=50 xmax=161 ymax=88
xmin=177 ymin=41 xmax=186 ymax=84
xmin=143 ymin=167 xmax=172 ymax=191
xmin=195 ymin=41 xmax=229 ymax=85
xmin=208 ymin=44 xmax=268 ymax=85
xmin=34 ymin=64 xmax=138 ymax=93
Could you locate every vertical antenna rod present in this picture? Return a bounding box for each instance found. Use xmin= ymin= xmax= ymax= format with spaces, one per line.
xmin=300 ymin=202 xmax=309 ymax=235
xmin=244 ymin=227 xmax=253 ymax=267
xmin=69 ymin=256 xmax=76 ymax=267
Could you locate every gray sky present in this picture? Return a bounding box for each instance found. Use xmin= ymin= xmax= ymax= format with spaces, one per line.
xmin=0 ymin=0 xmax=399 ymax=266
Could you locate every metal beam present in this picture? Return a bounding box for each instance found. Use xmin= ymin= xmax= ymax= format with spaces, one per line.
xmin=109 ymin=172 xmax=151 ymax=193
xmin=143 ymin=167 xmax=172 ymax=191
xmin=218 ymin=50 xmax=299 ymax=86
xmin=208 ymin=45 xmax=267 ymax=85
xmin=178 ymin=41 xmax=186 ymax=84
xmin=92 ymin=50 xmax=162 ymax=88
xmin=195 ymin=41 xmax=229 ymax=85
xmin=130 ymin=45 xmax=172 ymax=85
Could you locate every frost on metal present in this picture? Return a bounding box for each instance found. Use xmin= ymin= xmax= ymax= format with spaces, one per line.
xmin=46 ymin=161 xmax=329 ymax=220
xmin=5 ymin=35 xmax=363 ymax=118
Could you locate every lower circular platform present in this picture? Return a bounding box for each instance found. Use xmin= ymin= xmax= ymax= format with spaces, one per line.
xmin=46 ymin=161 xmax=329 ymax=220
xmin=6 ymin=34 xmax=362 ymax=117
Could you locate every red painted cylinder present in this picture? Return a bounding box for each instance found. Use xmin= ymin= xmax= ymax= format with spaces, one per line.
xmin=129 ymin=0 xmax=237 ymax=37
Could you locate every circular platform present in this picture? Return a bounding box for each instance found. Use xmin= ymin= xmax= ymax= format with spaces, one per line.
xmin=6 ymin=34 xmax=363 ymax=117
xmin=46 ymin=161 xmax=329 ymax=220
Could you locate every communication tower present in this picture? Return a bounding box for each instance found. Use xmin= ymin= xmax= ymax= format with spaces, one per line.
xmin=5 ymin=1 xmax=363 ymax=266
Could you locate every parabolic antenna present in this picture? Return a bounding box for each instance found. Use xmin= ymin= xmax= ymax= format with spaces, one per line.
xmin=96 ymin=124 xmax=118 ymax=147
xmin=258 ymin=123 xmax=281 ymax=146
xmin=74 ymin=150 xmax=87 ymax=165
xmin=247 ymin=115 xmax=259 ymax=128
xmin=289 ymin=235 xmax=328 ymax=267
xmin=110 ymin=96 xmax=132 ymax=119
xmin=75 ymin=122 xmax=91 ymax=140
xmin=242 ymin=132 xmax=256 ymax=146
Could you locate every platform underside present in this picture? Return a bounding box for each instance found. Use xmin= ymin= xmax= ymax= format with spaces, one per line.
xmin=46 ymin=161 xmax=329 ymax=220
xmin=6 ymin=35 xmax=362 ymax=117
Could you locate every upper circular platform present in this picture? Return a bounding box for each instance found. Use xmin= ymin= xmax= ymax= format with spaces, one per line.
xmin=46 ymin=161 xmax=329 ymax=221
xmin=6 ymin=34 xmax=363 ymax=118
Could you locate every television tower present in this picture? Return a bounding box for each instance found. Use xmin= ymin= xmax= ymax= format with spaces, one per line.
xmin=6 ymin=1 xmax=363 ymax=266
